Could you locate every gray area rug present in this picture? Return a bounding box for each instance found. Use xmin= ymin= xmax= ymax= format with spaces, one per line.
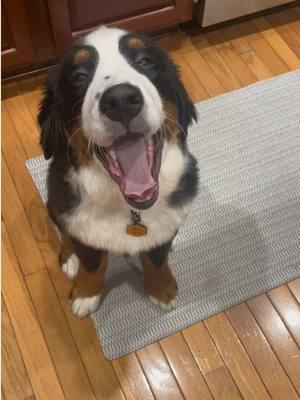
xmin=27 ymin=70 xmax=300 ymax=359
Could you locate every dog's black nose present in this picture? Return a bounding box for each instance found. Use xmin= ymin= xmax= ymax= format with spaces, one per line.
xmin=100 ymin=84 xmax=143 ymax=125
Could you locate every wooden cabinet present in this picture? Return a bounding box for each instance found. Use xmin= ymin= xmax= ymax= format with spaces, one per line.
xmin=47 ymin=0 xmax=193 ymax=53
xmin=1 ymin=0 xmax=35 ymax=69
xmin=2 ymin=0 xmax=193 ymax=77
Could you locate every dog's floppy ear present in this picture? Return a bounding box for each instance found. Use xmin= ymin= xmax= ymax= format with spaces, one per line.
xmin=38 ymin=69 xmax=66 ymax=160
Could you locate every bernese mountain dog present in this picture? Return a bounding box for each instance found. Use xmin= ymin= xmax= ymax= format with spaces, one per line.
xmin=38 ymin=26 xmax=198 ymax=318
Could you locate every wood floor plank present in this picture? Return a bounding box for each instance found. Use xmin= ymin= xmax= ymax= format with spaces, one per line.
xmin=266 ymin=11 xmax=300 ymax=59
xmin=169 ymin=50 xmax=209 ymax=103
xmin=2 ymin=82 xmax=19 ymax=99
xmin=236 ymin=21 xmax=289 ymax=75
xmin=26 ymin=269 xmax=96 ymax=400
xmin=2 ymin=223 xmax=65 ymax=400
xmin=288 ymin=278 xmax=300 ymax=303
xmin=205 ymin=367 xmax=243 ymax=400
xmin=240 ymin=50 xmax=274 ymax=80
xmin=194 ymin=37 xmax=241 ymax=92
xmin=62 ymin=300 xmax=126 ymax=400
xmin=248 ymin=294 xmax=300 ymax=394
xmin=206 ymin=31 xmax=257 ymax=86
xmin=47 ymin=259 xmax=73 ymax=301
xmin=2 ymin=157 xmax=45 ymax=275
xmin=251 ymin=17 xmax=300 ymax=70
xmin=221 ymin=25 xmax=274 ymax=80
xmin=283 ymin=7 xmax=300 ymax=38
xmin=2 ymin=299 xmax=34 ymax=400
xmin=222 ymin=25 xmax=253 ymax=54
xmin=17 ymin=79 xmax=42 ymax=128
xmin=17 ymin=77 xmax=40 ymax=92
xmin=205 ymin=313 xmax=271 ymax=400
xmin=160 ymin=332 xmax=213 ymax=400
xmin=2 ymin=102 xmax=61 ymax=268
xmin=183 ymin=323 xmax=242 ymax=399
xmin=227 ymin=303 xmax=299 ymax=400
xmin=137 ymin=343 xmax=184 ymax=400
xmin=112 ymin=354 xmax=155 ymax=400
xmin=2 ymin=100 xmax=64 ymax=297
xmin=182 ymin=322 xmax=223 ymax=375
xmin=4 ymin=92 xmax=41 ymax=158
xmin=157 ymin=29 xmax=191 ymax=53
xmin=268 ymin=285 xmax=300 ymax=346
xmin=179 ymin=42 xmax=224 ymax=97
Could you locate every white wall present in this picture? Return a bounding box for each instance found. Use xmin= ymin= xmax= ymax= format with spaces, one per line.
xmin=202 ymin=0 xmax=294 ymax=27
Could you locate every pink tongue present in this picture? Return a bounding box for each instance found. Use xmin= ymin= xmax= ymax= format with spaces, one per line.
xmin=114 ymin=136 xmax=156 ymax=198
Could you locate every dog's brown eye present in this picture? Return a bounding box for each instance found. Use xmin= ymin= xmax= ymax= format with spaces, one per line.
xmin=76 ymin=73 xmax=87 ymax=81
xmin=138 ymin=57 xmax=152 ymax=66
xmin=72 ymin=71 xmax=88 ymax=84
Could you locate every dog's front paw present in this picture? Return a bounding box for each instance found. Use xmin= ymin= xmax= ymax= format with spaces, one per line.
xmin=149 ymin=295 xmax=177 ymax=311
xmin=146 ymin=277 xmax=178 ymax=312
xmin=62 ymin=254 xmax=79 ymax=280
xmin=71 ymin=295 xmax=102 ymax=318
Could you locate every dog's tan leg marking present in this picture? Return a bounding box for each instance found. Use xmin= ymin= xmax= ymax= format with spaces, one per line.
xmin=59 ymin=231 xmax=79 ymax=280
xmin=140 ymin=254 xmax=178 ymax=311
xmin=59 ymin=230 xmax=74 ymax=265
xmin=70 ymin=252 xmax=108 ymax=318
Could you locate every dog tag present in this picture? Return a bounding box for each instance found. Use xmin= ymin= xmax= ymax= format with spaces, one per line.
xmin=127 ymin=210 xmax=147 ymax=236
xmin=127 ymin=223 xmax=148 ymax=237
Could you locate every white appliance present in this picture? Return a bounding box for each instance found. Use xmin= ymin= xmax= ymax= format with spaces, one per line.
xmin=202 ymin=0 xmax=294 ymax=27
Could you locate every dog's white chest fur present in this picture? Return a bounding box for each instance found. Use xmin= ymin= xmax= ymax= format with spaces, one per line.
xmin=63 ymin=143 xmax=191 ymax=255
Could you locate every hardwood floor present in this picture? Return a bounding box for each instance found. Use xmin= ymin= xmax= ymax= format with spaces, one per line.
xmin=2 ymin=6 xmax=300 ymax=400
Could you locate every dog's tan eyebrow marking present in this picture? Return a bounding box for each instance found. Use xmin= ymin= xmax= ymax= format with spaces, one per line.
xmin=128 ymin=37 xmax=145 ymax=48
xmin=74 ymin=48 xmax=90 ymax=63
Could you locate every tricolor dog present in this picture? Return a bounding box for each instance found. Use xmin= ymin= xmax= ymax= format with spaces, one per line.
xmin=38 ymin=26 xmax=198 ymax=318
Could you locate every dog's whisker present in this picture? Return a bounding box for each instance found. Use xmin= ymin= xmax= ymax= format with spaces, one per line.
xmin=71 ymin=96 xmax=85 ymax=114
xmin=164 ymin=118 xmax=186 ymax=138
xmin=160 ymin=122 xmax=171 ymax=143
xmin=66 ymin=126 xmax=83 ymax=165
xmin=65 ymin=115 xmax=82 ymax=126
xmin=164 ymin=112 xmax=187 ymax=137
xmin=85 ymin=135 xmax=94 ymax=159
xmin=96 ymin=144 xmax=110 ymax=164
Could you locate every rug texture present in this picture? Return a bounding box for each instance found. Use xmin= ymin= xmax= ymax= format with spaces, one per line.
xmin=27 ymin=70 xmax=300 ymax=359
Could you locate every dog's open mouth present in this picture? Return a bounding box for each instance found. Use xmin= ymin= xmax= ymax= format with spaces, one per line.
xmin=95 ymin=133 xmax=163 ymax=209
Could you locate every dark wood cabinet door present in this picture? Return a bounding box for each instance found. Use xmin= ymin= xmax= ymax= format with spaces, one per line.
xmin=1 ymin=0 xmax=35 ymax=68
xmin=47 ymin=0 xmax=193 ymax=53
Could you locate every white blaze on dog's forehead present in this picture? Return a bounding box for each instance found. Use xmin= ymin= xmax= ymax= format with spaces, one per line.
xmin=84 ymin=25 xmax=134 ymax=87
xmin=85 ymin=26 xmax=127 ymax=72
xmin=84 ymin=25 xmax=155 ymax=89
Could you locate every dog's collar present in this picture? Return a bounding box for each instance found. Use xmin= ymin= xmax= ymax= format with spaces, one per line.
xmin=127 ymin=210 xmax=147 ymax=237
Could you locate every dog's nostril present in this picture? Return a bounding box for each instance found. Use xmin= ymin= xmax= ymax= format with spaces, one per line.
xmin=99 ymin=83 xmax=143 ymax=124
